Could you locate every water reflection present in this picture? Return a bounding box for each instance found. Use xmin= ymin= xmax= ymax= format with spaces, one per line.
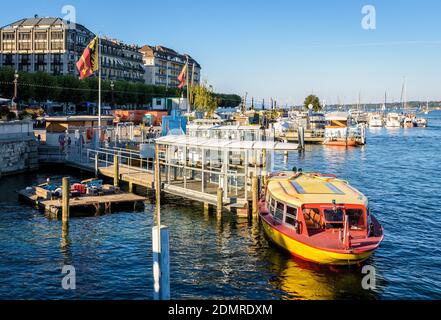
xmin=60 ymin=223 xmax=72 ymax=266
xmin=267 ymin=250 xmax=379 ymax=300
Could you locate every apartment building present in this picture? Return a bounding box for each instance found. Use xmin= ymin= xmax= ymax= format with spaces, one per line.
xmin=100 ymin=37 xmax=144 ymax=83
xmin=0 ymin=17 xmax=144 ymax=82
xmin=140 ymin=45 xmax=201 ymax=88
xmin=0 ymin=17 xmax=94 ymax=75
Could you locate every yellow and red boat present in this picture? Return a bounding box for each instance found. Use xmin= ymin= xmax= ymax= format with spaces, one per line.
xmin=259 ymin=172 xmax=384 ymax=265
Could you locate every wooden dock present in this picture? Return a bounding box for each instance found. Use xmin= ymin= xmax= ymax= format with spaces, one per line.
xmin=18 ymin=186 xmax=146 ymax=218
xmin=44 ymin=136 xmax=299 ymax=217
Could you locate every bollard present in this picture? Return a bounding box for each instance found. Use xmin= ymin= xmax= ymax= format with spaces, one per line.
xmin=298 ymin=126 xmax=305 ymax=150
xmin=114 ymin=154 xmax=119 ymax=187
xmin=62 ymin=177 xmax=70 ymax=224
xmin=252 ymin=175 xmax=259 ymax=218
xmin=152 ymin=226 xmax=170 ymax=300
xmin=95 ymin=153 xmax=99 ymax=177
xmin=217 ymin=188 xmax=223 ymax=217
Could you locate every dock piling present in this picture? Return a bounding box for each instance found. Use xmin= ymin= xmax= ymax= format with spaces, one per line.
xmin=298 ymin=126 xmax=305 ymax=150
xmin=62 ymin=177 xmax=70 ymax=224
xmin=95 ymin=153 xmax=99 ymax=177
xmin=114 ymin=154 xmax=119 ymax=187
xmin=152 ymin=226 xmax=170 ymax=300
xmin=217 ymin=187 xmax=223 ymax=217
xmin=152 ymin=142 xmax=170 ymax=300
xmin=251 ymin=175 xmax=259 ymax=219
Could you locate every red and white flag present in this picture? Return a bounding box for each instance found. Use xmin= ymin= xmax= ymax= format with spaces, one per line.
xmin=178 ymin=63 xmax=188 ymax=89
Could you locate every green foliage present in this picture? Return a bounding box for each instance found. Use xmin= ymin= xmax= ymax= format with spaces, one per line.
xmin=190 ymin=83 xmax=219 ymax=117
xmin=304 ymin=94 xmax=322 ymax=112
xmin=0 ymin=68 xmax=240 ymax=110
xmin=215 ymin=93 xmax=242 ymax=108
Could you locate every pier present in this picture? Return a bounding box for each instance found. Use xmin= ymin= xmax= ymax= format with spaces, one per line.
xmin=18 ymin=184 xmax=146 ymax=218
xmin=53 ymin=135 xmax=299 ymax=216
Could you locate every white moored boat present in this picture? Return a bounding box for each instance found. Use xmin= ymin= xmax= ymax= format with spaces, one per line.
xmin=368 ymin=113 xmax=383 ymax=127
xmin=385 ymin=113 xmax=401 ymax=128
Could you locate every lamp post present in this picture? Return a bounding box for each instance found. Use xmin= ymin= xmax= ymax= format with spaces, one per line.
xmin=110 ymin=80 xmax=115 ymax=109
xmin=12 ymin=70 xmax=19 ymax=112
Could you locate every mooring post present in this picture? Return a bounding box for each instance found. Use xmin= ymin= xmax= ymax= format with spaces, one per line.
xmin=114 ymin=154 xmax=119 ymax=187
xmin=283 ymin=139 xmax=289 ymax=164
xmin=62 ymin=177 xmax=70 ymax=224
xmin=95 ymin=153 xmax=99 ymax=177
xmin=152 ymin=226 xmax=170 ymax=300
xmin=252 ymin=174 xmax=259 ymax=219
xmin=217 ymin=187 xmax=223 ymax=217
xmin=153 ymin=142 xmax=170 ymax=300
xmin=298 ymin=126 xmax=305 ymax=151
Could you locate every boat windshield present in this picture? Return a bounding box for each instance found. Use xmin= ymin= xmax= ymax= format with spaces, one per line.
xmin=323 ymin=209 xmax=345 ymax=229
xmin=323 ymin=208 xmax=366 ymax=230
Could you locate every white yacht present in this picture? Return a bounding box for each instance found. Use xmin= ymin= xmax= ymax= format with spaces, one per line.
xmin=415 ymin=118 xmax=428 ymax=128
xmin=385 ymin=113 xmax=401 ymax=128
xmin=368 ymin=113 xmax=384 ymax=127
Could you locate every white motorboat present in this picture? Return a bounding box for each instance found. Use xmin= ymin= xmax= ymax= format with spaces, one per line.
xmin=368 ymin=113 xmax=384 ymax=127
xmin=385 ymin=113 xmax=401 ymax=128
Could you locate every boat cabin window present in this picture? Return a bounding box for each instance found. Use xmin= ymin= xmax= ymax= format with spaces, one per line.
xmin=274 ymin=202 xmax=285 ymax=222
xmin=346 ymin=209 xmax=366 ymax=230
xmin=303 ymin=208 xmax=322 ymax=231
xmin=285 ymin=206 xmax=298 ymax=228
xmin=323 ymin=208 xmax=344 ymax=228
xmin=269 ymin=197 xmax=276 ymax=215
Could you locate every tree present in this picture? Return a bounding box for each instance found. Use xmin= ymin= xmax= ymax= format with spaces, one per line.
xmin=0 ymin=68 xmax=14 ymax=98
xmin=191 ymin=83 xmax=219 ymax=117
xmin=304 ymin=94 xmax=322 ymax=112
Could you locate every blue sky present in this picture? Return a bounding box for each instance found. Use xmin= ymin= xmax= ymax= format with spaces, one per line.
xmin=1 ymin=0 xmax=440 ymax=105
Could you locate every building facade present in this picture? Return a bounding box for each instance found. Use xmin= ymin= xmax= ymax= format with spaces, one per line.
xmin=140 ymin=45 xmax=201 ymax=88
xmin=100 ymin=38 xmax=144 ymax=83
xmin=0 ymin=17 xmax=144 ymax=83
xmin=0 ymin=17 xmax=94 ymax=75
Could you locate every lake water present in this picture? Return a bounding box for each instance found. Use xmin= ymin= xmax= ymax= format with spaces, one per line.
xmin=1 ymin=111 xmax=440 ymax=300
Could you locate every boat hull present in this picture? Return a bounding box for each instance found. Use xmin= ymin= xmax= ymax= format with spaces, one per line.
xmin=261 ymin=219 xmax=373 ymax=265
xmin=324 ymin=139 xmax=359 ymax=147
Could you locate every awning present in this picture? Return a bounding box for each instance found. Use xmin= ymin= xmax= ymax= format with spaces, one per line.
xmin=155 ymin=135 xmax=299 ymax=151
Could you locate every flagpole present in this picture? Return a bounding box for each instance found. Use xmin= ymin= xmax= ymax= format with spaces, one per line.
xmin=186 ymin=56 xmax=190 ymax=117
xmin=98 ymin=36 xmax=102 ymax=133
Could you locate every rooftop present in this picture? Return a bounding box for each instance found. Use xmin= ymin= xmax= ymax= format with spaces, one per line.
xmin=1 ymin=17 xmax=90 ymax=33
xmin=267 ymin=173 xmax=368 ymax=207
xmin=155 ymin=135 xmax=298 ymax=151
xmin=45 ymin=116 xmax=114 ymax=122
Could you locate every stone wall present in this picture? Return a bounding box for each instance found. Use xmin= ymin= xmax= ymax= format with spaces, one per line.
xmin=0 ymin=121 xmax=38 ymax=177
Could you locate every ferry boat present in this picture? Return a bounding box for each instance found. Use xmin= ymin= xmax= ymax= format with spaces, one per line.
xmin=323 ymin=112 xmax=365 ymax=146
xmin=259 ymin=172 xmax=384 ymax=265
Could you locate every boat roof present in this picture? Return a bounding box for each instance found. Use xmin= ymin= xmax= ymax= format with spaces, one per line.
xmin=45 ymin=116 xmax=114 ymax=122
xmin=155 ymin=135 xmax=299 ymax=151
xmin=325 ymin=112 xmax=349 ymax=121
xmin=267 ymin=173 xmax=368 ymax=207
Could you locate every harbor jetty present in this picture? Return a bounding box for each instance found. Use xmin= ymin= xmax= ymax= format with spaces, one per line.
xmin=18 ymin=178 xmax=146 ymax=218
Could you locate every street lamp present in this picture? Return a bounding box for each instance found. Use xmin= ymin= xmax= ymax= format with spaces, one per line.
xmin=110 ymin=80 xmax=115 ymax=109
xmin=12 ymin=70 xmax=19 ymax=111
